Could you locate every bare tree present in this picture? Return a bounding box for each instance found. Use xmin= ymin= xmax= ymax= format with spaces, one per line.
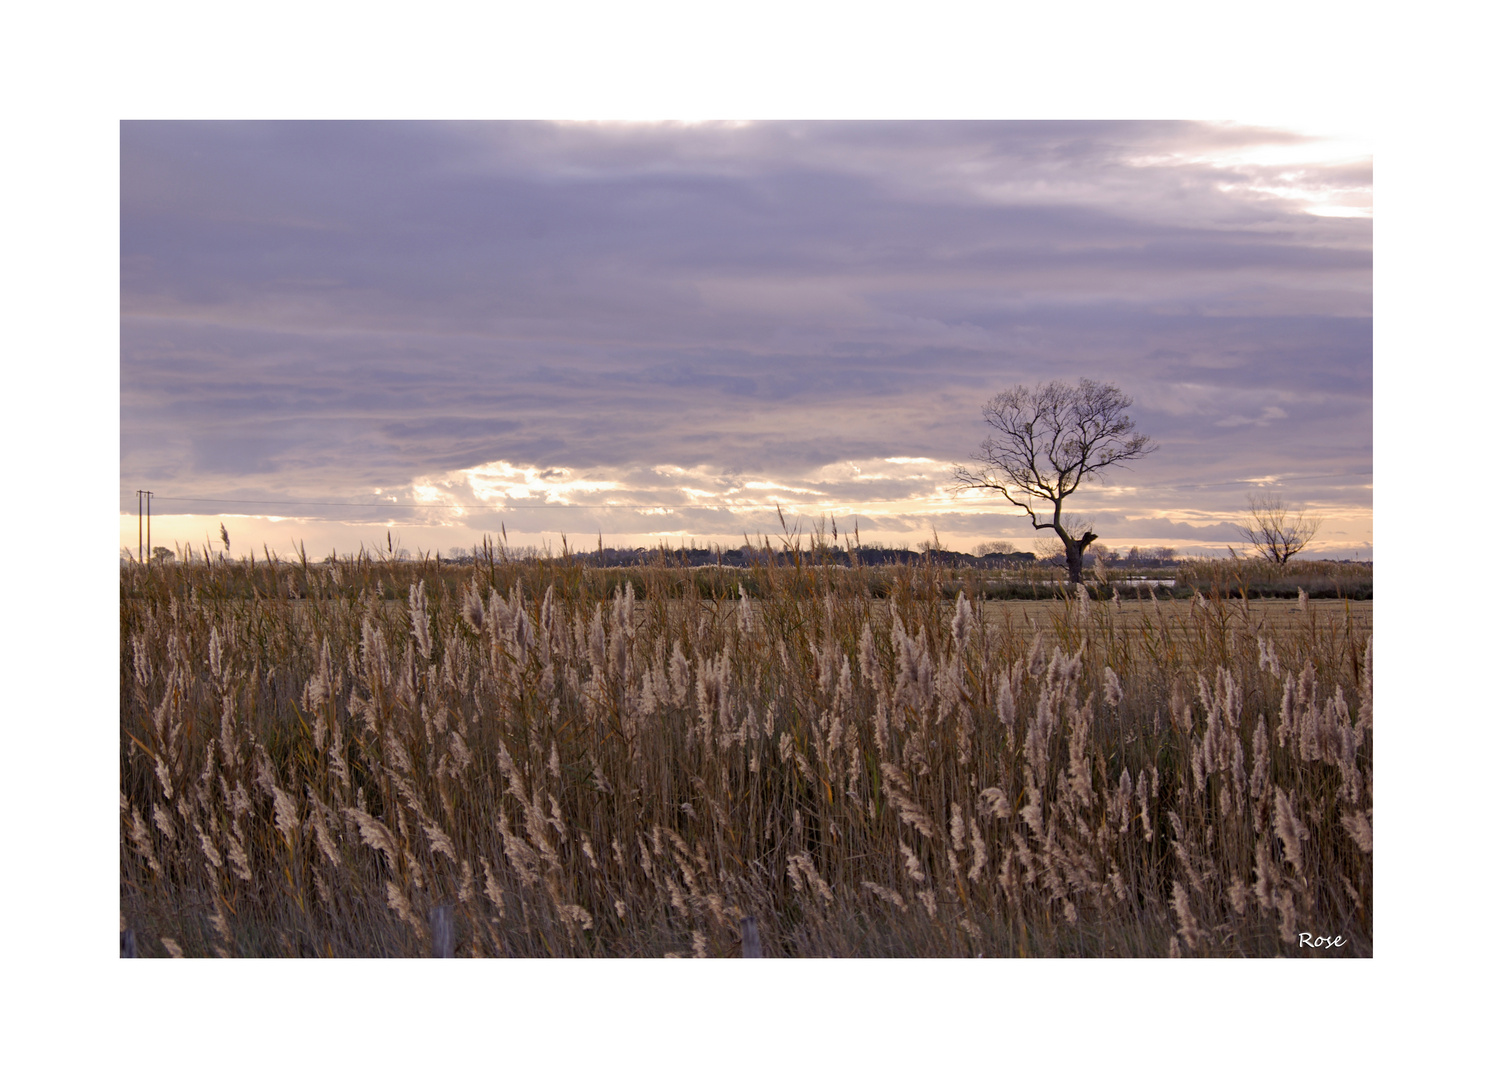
xmin=1237 ymin=495 xmax=1321 ymax=564
xmin=1034 ymin=537 xmax=1068 ymax=565
xmin=953 ymin=379 xmax=1155 ymax=583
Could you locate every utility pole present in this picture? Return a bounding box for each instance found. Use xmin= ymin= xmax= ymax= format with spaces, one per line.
xmin=137 ymin=490 xmax=153 ymax=564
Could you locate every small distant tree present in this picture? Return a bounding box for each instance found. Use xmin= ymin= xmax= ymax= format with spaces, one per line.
xmin=953 ymin=379 xmax=1155 ymax=583
xmin=151 ymin=546 xmax=175 ymax=563
xmin=1034 ymin=537 xmax=1067 ymax=564
xmin=975 ymin=540 xmax=1016 ymax=556
xmin=1237 ymin=495 xmax=1321 ymax=564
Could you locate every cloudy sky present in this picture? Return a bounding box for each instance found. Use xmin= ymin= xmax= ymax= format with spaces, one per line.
xmin=121 ymin=119 xmax=1371 ymax=560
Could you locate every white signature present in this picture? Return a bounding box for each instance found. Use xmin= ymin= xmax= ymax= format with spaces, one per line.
xmin=1298 ymin=933 xmax=1346 ymax=948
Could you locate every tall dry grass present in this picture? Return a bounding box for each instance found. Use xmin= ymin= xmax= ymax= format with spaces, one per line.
xmin=120 ymin=548 xmax=1371 ymax=956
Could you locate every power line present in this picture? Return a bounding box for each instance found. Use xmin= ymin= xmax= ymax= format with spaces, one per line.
xmin=135 ymin=495 xmax=744 ymax=509
xmin=122 ymin=493 xmax=963 ymax=512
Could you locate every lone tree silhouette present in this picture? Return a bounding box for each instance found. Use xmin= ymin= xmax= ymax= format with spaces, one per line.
xmin=953 ymin=379 xmax=1155 ymax=584
xmin=1237 ymin=494 xmax=1320 ymax=564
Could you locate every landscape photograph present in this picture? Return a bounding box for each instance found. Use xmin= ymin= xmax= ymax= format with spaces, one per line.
xmin=120 ymin=118 xmax=1372 ymax=959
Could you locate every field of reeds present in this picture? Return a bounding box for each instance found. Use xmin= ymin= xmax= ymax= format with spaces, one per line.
xmin=121 ymin=548 xmax=1371 ymax=957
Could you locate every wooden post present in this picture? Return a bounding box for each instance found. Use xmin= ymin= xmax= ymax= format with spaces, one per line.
xmin=121 ymin=929 xmax=137 ymax=958
xmin=431 ymin=904 xmax=455 ymax=958
xmin=740 ymin=916 xmax=761 ymax=958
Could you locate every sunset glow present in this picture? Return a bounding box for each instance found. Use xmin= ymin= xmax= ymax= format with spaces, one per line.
xmin=122 ymin=120 xmax=1371 ymax=562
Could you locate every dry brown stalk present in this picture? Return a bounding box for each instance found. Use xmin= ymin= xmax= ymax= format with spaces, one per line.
xmin=120 ymin=555 xmax=1370 ymax=957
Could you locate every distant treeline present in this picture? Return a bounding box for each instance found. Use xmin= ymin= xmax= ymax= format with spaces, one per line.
xmin=436 ymin=544 xmax=1047 ymax=569
xmin=132 ymin=540 xmax=1367 ymax=575
xmin=428 ymin=544 xmax=1226 ymax=571
xmin=123 ymin=544 xmax=1371 ymax=603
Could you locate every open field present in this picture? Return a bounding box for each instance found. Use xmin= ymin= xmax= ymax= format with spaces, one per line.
xmin=121 ymin=554 xmax=1371 ymax=957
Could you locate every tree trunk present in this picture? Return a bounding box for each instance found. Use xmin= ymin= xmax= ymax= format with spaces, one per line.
xmin=1061 ymin=530 xmax=1099 ymax=584
xmin=1064 ymin=542 xmax=1084 ymax=584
